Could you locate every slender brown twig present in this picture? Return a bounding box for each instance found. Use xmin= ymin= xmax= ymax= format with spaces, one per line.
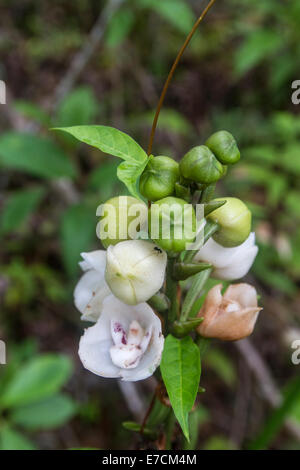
xmin=147 ymin=0 xmax=217 ymax=156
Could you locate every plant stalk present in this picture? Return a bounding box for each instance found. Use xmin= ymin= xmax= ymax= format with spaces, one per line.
xmin=147 ymin=0 xmax=217 ymax=155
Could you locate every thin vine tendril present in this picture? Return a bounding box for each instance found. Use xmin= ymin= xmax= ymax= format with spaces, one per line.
xmin=147 ymin=0 xmax=217 ymax=156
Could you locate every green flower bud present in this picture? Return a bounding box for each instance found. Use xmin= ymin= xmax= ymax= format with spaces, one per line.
xmin=149 ymin=196 xmax=196 ymax=253
xmin=97 ymin=196 xmax=148 ymax=248
xmin=139 ymin=155 xmax=179 ymax=201
xmin=205 ymin=131 xmax=240 ymax=165
xmin=207 ymin=197 xmax=251 ymax=247
xmin=179 ymin=146 xmax=223 ymax=184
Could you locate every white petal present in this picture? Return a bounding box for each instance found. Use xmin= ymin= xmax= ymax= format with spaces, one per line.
xmin=213 ymin=245 xmax=258 ymax=280
xmin=74 ymin=267 xmax=111 ymax=322
xmin=79 ymin=319 xmax=120 ymax=378
xmin=195 ymin=232 xmax=256 ymax=269
xmin=80 ymin=250 xmax=107 ymax=273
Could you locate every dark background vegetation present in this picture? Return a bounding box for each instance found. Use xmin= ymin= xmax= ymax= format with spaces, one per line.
xmin=0 ymin=0 xmax=300 ymax=450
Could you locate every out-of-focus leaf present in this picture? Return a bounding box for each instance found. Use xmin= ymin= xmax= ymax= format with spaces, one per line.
xmin=56 ymin=86 xmax=98 ymax=127
xmin=234 ymin=30 xmax=282 ymax=77
xmin=130 ymin=108 xmax=194 ymax=137
xmin=249 ymin=377 xmax=300 ymax=449
xmin=183 ymin=405 xmax=209 ymax=450
xmin=60 ymin=202 xmax=96 ymax=278
xmin=0 ymin=187 xmax=45 ymax=235
xmin=87 ymin=161 xmax=119 ymax=199
xmin=1 ymin=354 xmax=73 ymax=408
xmin=0 ymin=133 xmax=77 ymax=179
xmin=14 ymin=100 xmax=51 ymax=127
xmin=106 ymin=7 xmax=135 ymax=47
xmin=0 ymin=426 xmax=36 ymax=450
xmin=140 ymin=0 xmax=195 ymax=34
xmin=204 ymin=348 xmax=236 ymax=387
xmin=160 ymin=335 xmax=201 ymax=441
xmin=203 ymin=436 xmax=236 ymax=450
xmin=11 ymin=393 xmax=77 ymax=430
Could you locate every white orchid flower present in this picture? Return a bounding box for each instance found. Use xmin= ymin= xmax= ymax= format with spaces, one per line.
xmin=79 ymin=295 xmax=164 ymax=381
xmin=105 ymin=240 xmax=167 ymax=305
xmin=74 ymin=250 xmax=111 ymax=322
xmin=194 ymin=232 xmax=258 ymax=280
xmin=197 ymin=283 xmax=262 ymax=341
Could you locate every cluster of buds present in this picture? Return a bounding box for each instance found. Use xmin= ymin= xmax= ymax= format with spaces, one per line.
xmin=74 ymin=130 xmax=262 ymax=382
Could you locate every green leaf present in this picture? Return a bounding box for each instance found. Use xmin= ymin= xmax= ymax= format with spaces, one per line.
xmin=140 ymin=0 xmax=195 ymax=34
xmin=0 ymin=187 xmax=45 ymax=235
xmin=53 ymin=125 xmax=148 ymax=198
xmin=234 ymin=30 xmax=282 ymax=77
xmin=56 ymin=86 xmax=98 ymax=127
xmin=204 ymin=348 xmax=236 ymax=387
xmin=1 ymin=354 xmax=73 ymax=408
xmin=53 ymin=125 xmax=147 ymax=162
xmin=87 ymin=161 xmax=119 ymax=199
xmin=0 ymin=132 xmax=77 ymax=179
xmin=106 ymin=7 xmax=135 ymax=47
xmin=160 ymin=335 xmax=201 ymax=440
xmin=14 ymin=100 xmax=51 ymax=127
xmin=60 ymin=202 xmax=96 ymax=278
xmin=0 ymin=426 xmax=36 ymax=450
xmin=249 ymin=377 xmax=300 ymax=449
xmin=11 ymin=393 xmax=77 ymax=430
xmin=117 ymin=159 xmax=148 ymax=199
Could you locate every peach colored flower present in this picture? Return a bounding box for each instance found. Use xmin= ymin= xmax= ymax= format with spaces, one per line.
xmin=197 ymin=283 xmax=262 ymax=341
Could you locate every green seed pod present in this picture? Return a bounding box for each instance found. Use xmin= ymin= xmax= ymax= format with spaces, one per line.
xmin=97 ymin=196 xmax=148 ymax=248
xmin=205 ymin=131 xmax=240 ymax=165
xmin=149 ymin=197 xmax=196 ymax=253
xmin=139 ymin=155 xmax=179 ymax=201
xmin=179 ymin=146 xmax=223 ymax=184
xmin=207 ymin=197 xmax=251 ymax=247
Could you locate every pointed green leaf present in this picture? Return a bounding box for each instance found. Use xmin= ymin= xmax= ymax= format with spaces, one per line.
xmin=160 ymin=335 xmax=201 ymax=440
xmin=53 ymin=125 xmax=147 ymax=162
xmin=53 ymin=125 xmax=148 ymax=197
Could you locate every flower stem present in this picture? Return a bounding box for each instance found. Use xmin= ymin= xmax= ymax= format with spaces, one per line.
xmin=165 ymin=258 xmax=178 ymax=332
xmin=147 ymin=0 xmax=217 ymax=155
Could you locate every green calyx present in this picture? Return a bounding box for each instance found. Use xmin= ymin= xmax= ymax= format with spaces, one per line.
xmin=98 ymin=195 xmax=148 ymax=248
xmin=139 ymin=155 xmax=179 ymax=201
xmin=171 ymin=318 xmax=204 ymax=338
xmin=179 ymin=145 xmax=223 ymax=184
xmin=205 ymin=130 xmax=240 ymax=165
xmin=207 ymin=197 xmax=251 ymax=247
xmin=173 ymin=262 xmax=212 ymax=281
xmin=149 ymin=196 xmax=196 ymax=253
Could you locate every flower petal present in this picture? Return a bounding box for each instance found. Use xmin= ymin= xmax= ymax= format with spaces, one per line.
xmin=213 ymin=245 xmax=258 ymax=280
xmin=79 ymin=250 xmax=107 ymax=273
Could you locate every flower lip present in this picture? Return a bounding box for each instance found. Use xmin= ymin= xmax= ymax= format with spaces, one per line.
xmin=78 ymin=295 xmax=164 ymax=381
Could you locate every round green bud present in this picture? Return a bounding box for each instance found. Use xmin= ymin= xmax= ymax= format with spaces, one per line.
xmin=139 ymin=156 xmax=179 ymax=201
xmin=149 ymin=196 xmax=196 ymax=253
xmin=97 ymin=196 xmax=148 ymax=248
xmin=207 ymin=197 xmax=251 ymax=247
xmin=205 ymin=131 xmax=240 ymax=165
xmin=179 ymin=146 xmax=223 ymax=184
